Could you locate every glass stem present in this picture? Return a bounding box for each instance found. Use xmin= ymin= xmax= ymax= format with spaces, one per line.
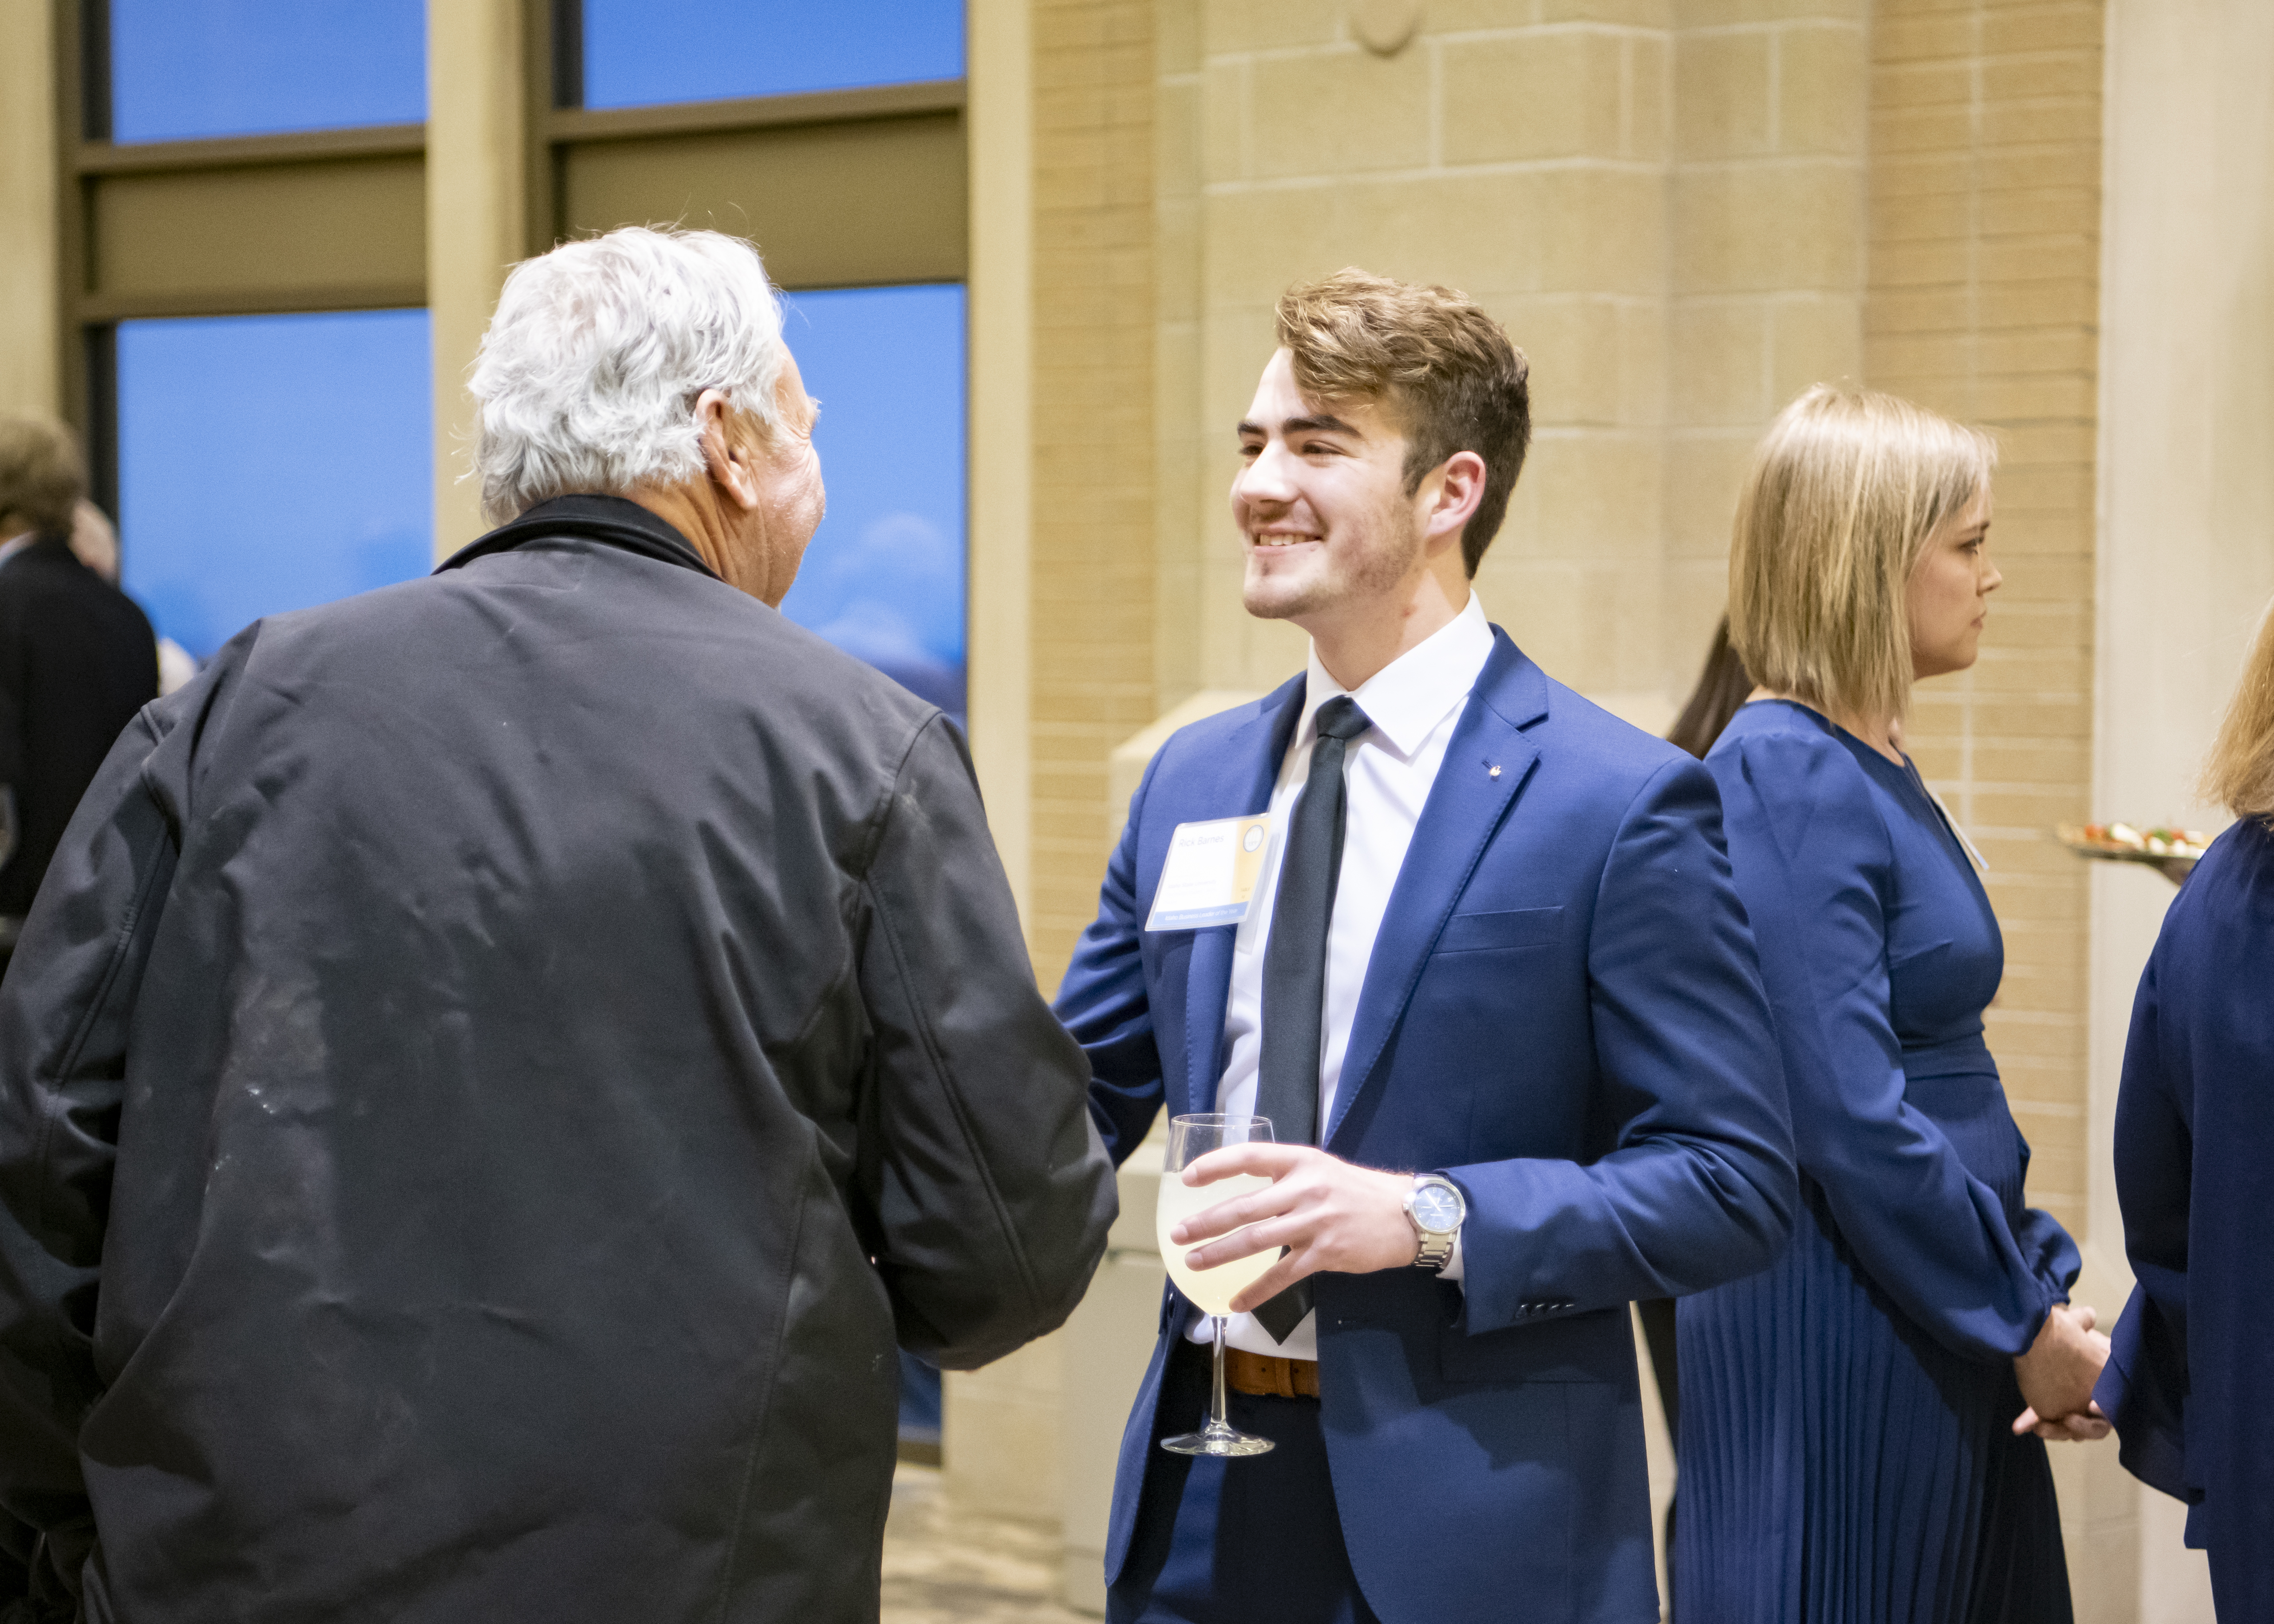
xmin=1210 ymin=1315 xmax=1231 ymax=1432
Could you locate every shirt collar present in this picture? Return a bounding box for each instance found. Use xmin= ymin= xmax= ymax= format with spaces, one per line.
xmin=0 ymin=532 xmax=37 ymax=570
xmin=1300 ymin=593 xmax=1494 ymax=761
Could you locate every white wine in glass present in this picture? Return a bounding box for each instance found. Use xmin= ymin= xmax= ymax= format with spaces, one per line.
xmin=1158 ymin=1112 xmax=1277 ymax=1458
xmin=1157 ymin=1171 xmax=1275 ymax=1313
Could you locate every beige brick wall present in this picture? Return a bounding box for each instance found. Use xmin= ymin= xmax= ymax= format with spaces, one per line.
xmin=1154 ymin=0 xmax=1206 ymax=715
xmin=1669 ymin=0 xmax=1867 ymax=675
xmin=1027 ymin=0 xmax=1160 ymax=981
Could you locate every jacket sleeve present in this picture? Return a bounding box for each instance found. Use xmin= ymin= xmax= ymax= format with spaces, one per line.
xmin=2096 ymin=944 xmax=2197 ymax=1500
xmin=1054 ymin=750 xmax=1166 ymax=1169
xmin=854 ymin=713 xmax=1117 ymax=1371
xmin=0 ymin=705 xmax=177 ymax=1574
xmin=1719 ymin=728 xmax=2067 ymax=1362
xmin=1447 ymin=754 xmax=1799 ymax=1332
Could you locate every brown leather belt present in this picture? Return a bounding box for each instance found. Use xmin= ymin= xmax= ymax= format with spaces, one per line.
xmin=1225 ymin=1347 xmax=1320 ymax=1399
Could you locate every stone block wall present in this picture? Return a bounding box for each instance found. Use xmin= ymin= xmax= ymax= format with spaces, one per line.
xmin=1026 ymin=0 xmax=1161 ymax=977
xmin=1668 ymin=0 xmax=1868 ymax=677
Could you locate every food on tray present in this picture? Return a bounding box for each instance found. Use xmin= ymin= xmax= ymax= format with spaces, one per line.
xmin=2061 ymin=822 xmax=2212 ymax=860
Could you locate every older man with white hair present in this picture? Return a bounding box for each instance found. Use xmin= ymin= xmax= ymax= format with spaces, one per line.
xmin=0 ymin=226 xmax=1114 ymax=1623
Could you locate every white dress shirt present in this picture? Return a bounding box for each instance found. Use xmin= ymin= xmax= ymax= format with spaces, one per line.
xmin=1188 ymin=593 xmax=1496 ymax=1360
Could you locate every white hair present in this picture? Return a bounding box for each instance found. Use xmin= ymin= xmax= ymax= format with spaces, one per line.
xmin=469 ymin=226 xmax=788 ymax=524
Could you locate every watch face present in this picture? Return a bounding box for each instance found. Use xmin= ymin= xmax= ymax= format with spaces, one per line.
xmin=1412 ymin=1185 xmax=1461 ymax=1232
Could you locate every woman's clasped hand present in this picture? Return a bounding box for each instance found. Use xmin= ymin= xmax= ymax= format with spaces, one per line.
xmin=2012 ymin=1302 xmax=2113 ymax=1441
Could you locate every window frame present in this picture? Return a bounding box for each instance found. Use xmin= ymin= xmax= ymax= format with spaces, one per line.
xmin=51 ymin=0 xmax=971 ymax=509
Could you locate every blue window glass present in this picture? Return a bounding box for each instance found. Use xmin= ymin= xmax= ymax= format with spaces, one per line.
xmin=776 ymin=284 xmax=966 ymax=723
xmin=109 ymin=0 xmax=425 ymax=145
xmin=581 ymin=0 xmax=963 ymax=110
xmin=117 ymin=310 xmax=433 ymax=661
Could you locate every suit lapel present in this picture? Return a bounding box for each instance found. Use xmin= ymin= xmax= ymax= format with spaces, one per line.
xmin=1175 ymin=678 xmax=1305 ymax=1116
xmin=1327 ymin=632 xmax=1548 ymax=1146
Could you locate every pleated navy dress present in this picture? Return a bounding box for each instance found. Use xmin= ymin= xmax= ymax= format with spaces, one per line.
xmin=1677 ymin=700 xmax=2080 ymax=1623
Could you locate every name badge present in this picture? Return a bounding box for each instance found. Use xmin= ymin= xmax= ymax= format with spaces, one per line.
xmin=1145 ymin=815 xmax=1274 ymax=931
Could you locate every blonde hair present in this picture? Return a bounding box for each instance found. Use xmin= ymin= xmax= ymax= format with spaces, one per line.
xmin=2203 ymin=599 xmax=2274 ymax=820
xmin=1275 ymin=269 xmax=1531 ymax=575
xmin=1728 ymin=385 xmax=1996 ymax=722
xmin=0 ymin=416 xmax=87 ymax=539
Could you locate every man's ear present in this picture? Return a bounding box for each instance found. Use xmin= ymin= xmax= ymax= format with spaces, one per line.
xmin=1423 ymin=450 xmax=1487 ymax=545
xmin=695 ymin=388 xmax=761 ymax=512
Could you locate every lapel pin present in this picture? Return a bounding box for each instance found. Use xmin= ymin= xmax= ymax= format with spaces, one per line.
xmin=1488 ymin=764 xmax=1502 ymax=779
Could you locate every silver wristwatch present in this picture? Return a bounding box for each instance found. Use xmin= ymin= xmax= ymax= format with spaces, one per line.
xmin=1403 ymin=1175 xmax=1466 ymax=1273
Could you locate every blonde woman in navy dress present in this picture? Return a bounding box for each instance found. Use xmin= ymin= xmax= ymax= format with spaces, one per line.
xmin=1677 ymin=386 xmax=2111 ymax=1623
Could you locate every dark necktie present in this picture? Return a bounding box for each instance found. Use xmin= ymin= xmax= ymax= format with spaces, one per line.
xmin=1251 ymin=694 xmax=1372 ymax=1343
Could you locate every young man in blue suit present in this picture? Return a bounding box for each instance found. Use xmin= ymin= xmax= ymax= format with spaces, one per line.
xmin=1055 ymin=269 xmax=1798 ymax=1624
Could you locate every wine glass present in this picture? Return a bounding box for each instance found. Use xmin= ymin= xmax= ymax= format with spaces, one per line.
xmin=1157 ymin=1112 xmax=1278 ymax=1457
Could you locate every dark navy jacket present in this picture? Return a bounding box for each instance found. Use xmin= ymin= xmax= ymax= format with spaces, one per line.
xmin=1056 ymin=631 xmax=1796 ymax=1624
xmin=2096 ymin=816 xmax=2274 ymax=1621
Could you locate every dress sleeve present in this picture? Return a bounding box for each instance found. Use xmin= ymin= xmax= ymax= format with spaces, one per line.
xmin=2095 ymin=943 xmax=2196 ymax=1499
xmin=853 ymin=713 xmax=1117 ymax=1371
xmin=1716 ymin=728 xmax=2062 ymax=1362
xmin=0 ymin=705 xmax=178 ymax=1581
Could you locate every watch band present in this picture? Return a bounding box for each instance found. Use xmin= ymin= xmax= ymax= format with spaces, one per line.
xmin=1413 ymin=1226 xmax=1457 ymax=1272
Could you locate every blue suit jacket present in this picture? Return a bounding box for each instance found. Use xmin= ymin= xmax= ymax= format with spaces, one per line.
xmin=1055 ymin=631 xmax=1797 ymax=1624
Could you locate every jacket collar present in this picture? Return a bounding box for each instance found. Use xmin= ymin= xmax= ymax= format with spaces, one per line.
xmin=435 ymin=494 xmax=720 ymax=581
xmin=0 ymin=533 xmax=79 ymax=574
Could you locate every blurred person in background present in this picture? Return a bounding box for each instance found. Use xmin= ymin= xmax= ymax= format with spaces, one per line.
xmin=1678 ymin=386 xmax=2108 ymax=1624
xmin=66 ymin=501 xmax=197 ymax=697
xmin=0 ymin=420 xmax=158 ymax=979
xmin=2094 ymin=598 xmax=2274 ymax=1621
xmin=63 ymin=498 xmax=116 ymax=581
xmin=0 ymin=226 xmax=1114 ymax=1623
